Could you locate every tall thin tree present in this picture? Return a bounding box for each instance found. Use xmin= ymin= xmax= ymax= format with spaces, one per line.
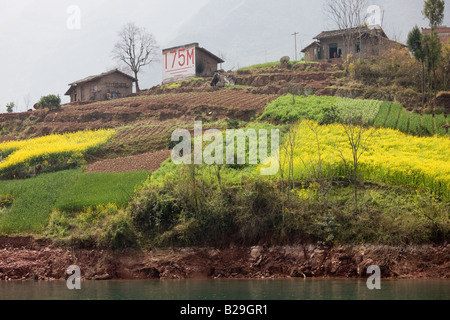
xmin=422 ymin=0 xmax=444 ymax=98
xmin=407 ymin=26 xmax=426 ymax=104
xmin=423 ymin=0 xmax=445 ymax=29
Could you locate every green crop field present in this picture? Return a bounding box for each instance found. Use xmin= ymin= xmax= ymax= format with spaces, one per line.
xmin=397 ymin=109 xmax=410 ymax=133
xmin=421 ymin=114 xmax=435 ymax=135
xmin=55 ymin=171 xmax=151 ymax=212
xmin=384 ymin=103 xmax=402 ymax=129
xmin=409 ymin=113 xmax=422 ymax=134
xmin=435 ymin=114 xmax=448 ymax=135
xmin=261 ymin=94 xmax=448 ymax=136
xmin=373 ymin=102 xmax=391 ymax=127
xmin=261 ymin=95 xmax=383 ymax=124
xmin=0 ymin=170 xmax=81 ymax=234
xmin=0 ymin=170 xmax=150 ymax=234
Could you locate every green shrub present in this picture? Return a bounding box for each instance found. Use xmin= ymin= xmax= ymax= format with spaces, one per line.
xmin=99 ymin=211 xmax=138 ymax=249
xmin=0 ymin=195 xmax=13 ymax=208
xmin=321 ymin=105 xmax=340 ymax=125
xmin=129 ymin=187 xmax=180 ymax=236
xmin=129 ymin=161 xmax=450 ymax=247
xmin=36 ymin=94 xmax=61 ymax=111
xmin=235 ymin=178 xmax=282 ymax=245
xmin=46 ymin=204 xmax=139 ymax=249
xmin=5 ymin=102 xmax=15 ymax=113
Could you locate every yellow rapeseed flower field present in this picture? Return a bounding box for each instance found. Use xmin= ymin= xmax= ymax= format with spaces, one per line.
xmin=0 ymin=129 xmax=115 ymax=173
xmin=280 ymin=121 xmax=450 ymax=198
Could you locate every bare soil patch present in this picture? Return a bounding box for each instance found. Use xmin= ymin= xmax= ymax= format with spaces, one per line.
xmin=86 ymin=149 xmax=171 ymax=173
xmin=0 ymin=136 xmax=16 ymax=143
xmin=436 ymin=92 xmax=450 ymax=112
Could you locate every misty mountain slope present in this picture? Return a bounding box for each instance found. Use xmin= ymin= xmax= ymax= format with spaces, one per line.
xmin=169 ymin=0 xmax=324 ymax=69
xmin=168 ymin=0 xmax=443 ymax=70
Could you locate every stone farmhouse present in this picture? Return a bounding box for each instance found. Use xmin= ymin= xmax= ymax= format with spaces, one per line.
xmin=302 ymin=25 xmax=405 ymax=62
xmin=65 ymin=69 xmax=136 ymax=103
xmin=162 ymin=43 xmax=224 ymax=84
xmin=422 ymin=26 xmax=450 ymax=44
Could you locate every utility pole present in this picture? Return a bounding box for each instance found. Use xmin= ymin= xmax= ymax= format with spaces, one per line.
xmin=292 ymin=32 xmax=299 ymax=61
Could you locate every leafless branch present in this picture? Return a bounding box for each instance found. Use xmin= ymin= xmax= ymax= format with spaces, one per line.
xmin=112 ymin=22 xmax=159 ymax=92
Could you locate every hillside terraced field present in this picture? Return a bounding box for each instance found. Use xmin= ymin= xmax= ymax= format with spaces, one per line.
xmin=69 ymin=90 xmax=279 ymax=117
xmin=0 ymin=89 xmax=279 ymax=140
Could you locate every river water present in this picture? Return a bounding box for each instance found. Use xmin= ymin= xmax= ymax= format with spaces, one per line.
xmin=0 ymin=279 xmax=449 ymax=300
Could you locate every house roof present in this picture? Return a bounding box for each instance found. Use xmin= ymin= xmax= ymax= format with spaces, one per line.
xmin=68 ymin=69 xmax=136 ymax=86
xmin=163 ymin=43 xmax=224 ymax=63
xmin=314 ymin=25 xmax=388 ymax=40
xmin=422 ymin=26 xmax=450 ymax=34
xmin=196 ymin=46 xmax=224 ymax=63
xmin=422 ymin=26 xmax=450 ymax=43
xmin=64 ymin=86 xmax=76 ymax=96
xmin=301 ymin=41 xmax=320 ymax=53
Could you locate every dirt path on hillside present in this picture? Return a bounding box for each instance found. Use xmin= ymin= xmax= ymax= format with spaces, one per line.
xmin=0 ymin=236 xmax=448 ymax=281
xmin=86 ymin=149 xmax=171 ymax=173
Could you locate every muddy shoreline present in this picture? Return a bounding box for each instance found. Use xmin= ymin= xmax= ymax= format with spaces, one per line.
xmin=0 ymin=236 xmax=449 ymax=281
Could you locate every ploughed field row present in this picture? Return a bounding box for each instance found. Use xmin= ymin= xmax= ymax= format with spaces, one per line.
xmin=69 ymin=90 xmax=279 ymax=114
xmin=89 ymin=118 xmax=229 ymax=161
xmin=86 ymin=149 xmax=172 ymax=173
xmin=0 ymin=89 xmax=279 ymax=140
xmin=87 ymin=120 xmax=184 ymax=160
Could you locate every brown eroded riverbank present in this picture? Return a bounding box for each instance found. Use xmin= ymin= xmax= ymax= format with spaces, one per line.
xmin=0 ymin=236 xmax=449 ymax=281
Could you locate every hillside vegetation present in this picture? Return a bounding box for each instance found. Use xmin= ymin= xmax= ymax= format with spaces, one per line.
xmin=0 ymin=57 xmax=449 ymax=249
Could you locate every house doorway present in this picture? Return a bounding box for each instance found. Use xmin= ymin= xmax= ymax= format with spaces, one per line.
xmin=329 ymin=43 xmax=338 ymax=59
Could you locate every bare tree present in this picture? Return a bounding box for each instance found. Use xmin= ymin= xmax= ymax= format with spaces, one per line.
xmin=112 ymin=22 xmax=159 ymax=92
xmin=337 ymin=114 xmax=374 ymax=213
xmin=279 ymin=123 xmax=298 ymax=231
xmin=324 ymin=0 xmax=369 ymax=59
xmin=23 ymin=94 xmax=31 ymax=111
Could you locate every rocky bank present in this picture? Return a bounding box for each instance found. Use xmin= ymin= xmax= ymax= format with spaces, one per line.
xmin=0 ymin=236 xmax=449 ymax=281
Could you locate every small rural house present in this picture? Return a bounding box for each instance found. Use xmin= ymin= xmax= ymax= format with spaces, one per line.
xmin=422 ymin=26 xmax=450 ymax=43
xmin=65 ymin=69 xmax=136 ymax=103
xmin=162 ymin=43 xmax=224 ymax=84
xmin=302 ymin=25 xmax=404 ymax=62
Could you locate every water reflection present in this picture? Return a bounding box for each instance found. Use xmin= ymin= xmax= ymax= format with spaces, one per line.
xmin=0 ymin=279 xmax=449 ymax=300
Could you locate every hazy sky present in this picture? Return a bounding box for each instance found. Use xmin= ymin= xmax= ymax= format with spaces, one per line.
xmin=0 ymin=0 xmax=448 ymax=113
xmin=0 ymin=0 xmax=209 ymax=112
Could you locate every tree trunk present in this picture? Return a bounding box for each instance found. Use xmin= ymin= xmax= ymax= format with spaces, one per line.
xmin=422 ymin=61 xmax=425 ymax=105
xmin=134 ymin=72 xmax=140 ymax=92
xmin=353 ymin=155 xmax=358 ymax=213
